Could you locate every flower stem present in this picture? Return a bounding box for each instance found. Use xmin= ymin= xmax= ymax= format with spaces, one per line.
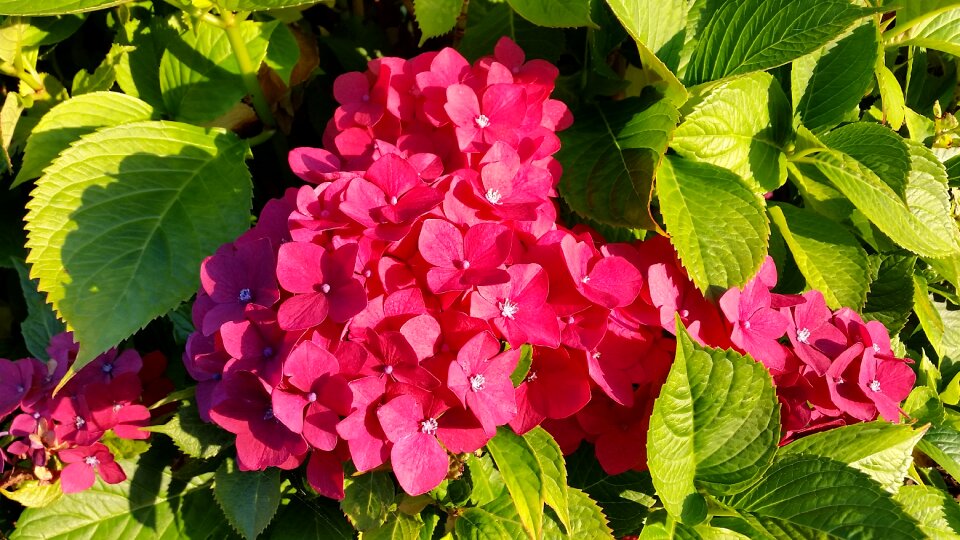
xmin=219 ymin=10 xmax=276 ymax=129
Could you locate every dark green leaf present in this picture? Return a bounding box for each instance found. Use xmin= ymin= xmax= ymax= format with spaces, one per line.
xmin=685 ymin=0 xmax=876 ymax=85
xmin=12 ymin=257 xmax=64 ymax=360
xmin=341 ymin=471 xmax=395 ymax=531
xmin=143 ymin=401 xmax=233 ymax=460
xmin=457 ymin=0 xmax=565 ymax=62
xmin=269 ymin=497 xmax=354 ymax=539
xmin=214 ymin=458 xmax=281 ymax=540
xmin=24 ymin=121 xmax=252 ymax=378
xmin=362 ymin=513 xmax=423 ymax=539
xmin=918 ymin=425 xmax=960 ymax=481
xmin=862 ymin=253 xmax=916 ymax=333
xmin=767 ymin=204 xmax=870 ymax=309
xmin=558 ymin=90 xmax=678 ymax=231
xmin=567 ymin=445 xmax=655 ymax=537
xmin=505 ymin=0 xmax=594 ymax=28
xmin=792 ymin=21 xmax=879 ymax=133
xmin=726 ymin=454 xmax=924 ymax=539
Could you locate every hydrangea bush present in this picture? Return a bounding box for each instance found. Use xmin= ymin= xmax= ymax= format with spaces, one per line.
xmin=1 ymin=0 xmax=960 ymax=539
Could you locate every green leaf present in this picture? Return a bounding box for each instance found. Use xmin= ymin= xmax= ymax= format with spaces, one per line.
xmin=12 ymin=257 xmax=64 ymax=360
xmin=561 ymin=487 xmax=614 ymax=539
xmin=457 ymin=0 xmax=565 ymax=63
xmin=876 ymin=64 xmax=906 ymax=131
xmin=913 ymin=274 xmax=960 ymax=367
xmin=0 ymin=0 xmax=121 ymax=15
xmin=160 ymin=20 xmax=270 ymax=123
xmin=524 ymin=427 xmax=570 ymax=531
xmin=725 ymin=454 xmax=924 ymax=539
xmin=862 ymin=253 xmax=916 ymax=333
xmin=919 ymin=425 xmax=960 ymax=481
xmin=214 ymin=458 xmax=281 ymax=540
xmin=557 ymin=90 xmax=679 ymax=231
xmin=672 ymin=72 xmax=792 ymax=193
xmin=341 ymin=471 xmax=395 ymax=531
xmin=808 ymin=148 xmax=960 ymax=258
xmin=143 ymin=401 xmax=233 ymax=459
xmin=218 ymin=0 xmax=325 ymax=9
xmin=603 ymin=0 xmax=702 ymax=72
xmin=0 ymin=480 xmax=61 ymax=508
xmin=647 ymin=320 xmax=780 ymax=523
xmin=657 ymin=155 xmax=770 ymax=296
xmin=115 ymin=15 xmax=171 ymax=111
xmin=269 ymin=498 xmax=354 ymax=539
xmin=71 ymin=43 xmax=128 ymax=96
xmin=0 ymin=14 xmax=85 ymax=63
xmin=10 ymin=455 xmax=219 ymax=539
xmin=510 ymin=344 xmax=533 ymax=386
xmin=264 ymin=23 xmax=299 ymax=85
xmin=778 ymin=422 xmax=926 ymax=493
xmin=820 ymin=122 xmax=912 ymax=198
xmin=767 ymin=204 xmax=870 ymax=310
xmin=455 ymin=507 xmax=512 ymax=538
xmin=567 ymin=445 xmax=655 ymax=537
xmin=25 ymin=121 xmax=252 ymax=377
xmin=900 ymin=8 xmax=960 ymax=56
xmin=504 ymin=0 xmax=594 ymax=28
xmin=467 ymin=453 xmax=504 ymax=506
xmin=414 ymin=0 xmax=461 ymax=45
xmin=685 ymin=0 xmax=876 ymax=85
xmin=14 ymin=91 xmax=155 ymax=186
xmin=792 ymin=21 xmax=879 ymax=133
xmin=486 ymin=427 xmax=544 ymax=539
xmin=361 ymin=513 xmax=423 ymax=539
xmin=896 ymin=484 xmax=960 ymax=539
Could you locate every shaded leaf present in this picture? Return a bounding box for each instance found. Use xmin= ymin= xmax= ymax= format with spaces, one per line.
xmin=214 ymin=458 xmax=281 ymax=540
xmin=25 ymin=121 xmax=252 ymax=378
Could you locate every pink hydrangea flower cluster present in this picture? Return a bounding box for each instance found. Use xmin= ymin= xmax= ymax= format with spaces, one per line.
xmin=1 ymin=333 xmax=171 ymax=493
xmin=718 ymin=260 xmax=916 ymax=441
xmin=186 ymin=37 xmax=915 ymax=496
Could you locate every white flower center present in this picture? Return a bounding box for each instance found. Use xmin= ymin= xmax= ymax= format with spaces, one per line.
xmin=307 ymin=392 xmax=317 ymax=402
xmin=384 ymin=365 xmax=394 ymax=375
xmin=75 ymin=416 xmax=85 ymax=429
xmin=462 ymin=260 xmax=471 ymax=269
xmin=389 ymin=195 xmax=398 ymax=205
xmin=581 ymin=276 xmax=591 ymax=284
xmin=84 ymin=456 xmax=100 ymax=468
xmin=592 ymin=352 xmax=601 ymax=360
xmin=797 ymin=327 xmax=811 ymax=344
xmin=475 ymin=114 xmax=491 ymax=128
xmin=499 ymin=298 xmax=519 ymax=319
xmin=869 ymin=380 xmax=881 ymax=392
xmin=872 ymin=343 xmax=880 ymax=352
xmin=420 ymin=417 xmax=439 ymax=435
xmin=526 ymin=371 xmax=537 ymax=383
xmin=743 ymin=320 xmax=751 ymax=330
xmin=470 ymin=374 xmax=486 ymax=391
xmin=320 ymin=283 xmax=331 ymax=294
xmin=485 ymin=188 xmax=503 ymax=205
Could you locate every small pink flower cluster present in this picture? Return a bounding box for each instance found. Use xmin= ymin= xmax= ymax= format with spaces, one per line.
xmin=186 ymin=37 xmax=914 ymax=496
xmin=719 ymin=261 xmax=916 ymax=441
xmin=1 ymin=333 xmax=170 ymax=493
